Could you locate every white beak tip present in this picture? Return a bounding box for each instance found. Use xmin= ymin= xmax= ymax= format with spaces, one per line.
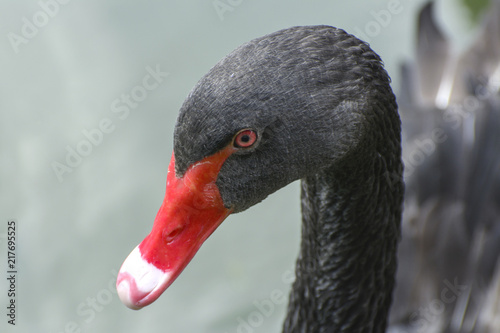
xmin=116 ymin=246 xmax=172 ymax=309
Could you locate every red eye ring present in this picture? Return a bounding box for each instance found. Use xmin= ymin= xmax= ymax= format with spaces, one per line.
xmin=234 ymin=129 xmax=258 ymax=149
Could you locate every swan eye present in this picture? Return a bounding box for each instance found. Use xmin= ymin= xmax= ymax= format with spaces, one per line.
xmin=233 ymin=129 xmax=258 ymax=149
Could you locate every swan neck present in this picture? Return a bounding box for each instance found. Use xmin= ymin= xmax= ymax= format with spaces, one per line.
xmin=283 ymin=160 xmax=403 ymax=333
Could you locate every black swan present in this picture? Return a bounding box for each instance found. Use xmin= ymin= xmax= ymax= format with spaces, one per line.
xmin=117 ymin=25 xmax=404 ymax=332
xmin=116 ymin=3 xmax=500 ymax=332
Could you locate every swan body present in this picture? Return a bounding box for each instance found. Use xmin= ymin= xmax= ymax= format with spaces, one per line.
xmin=389 ymin=2 xmax=500 ymax=332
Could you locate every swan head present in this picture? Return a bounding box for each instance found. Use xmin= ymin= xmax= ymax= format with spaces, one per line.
xmin=117 ymin=25 xmax=399 ymax=309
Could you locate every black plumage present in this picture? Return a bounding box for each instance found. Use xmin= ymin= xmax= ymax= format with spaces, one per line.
xmin=173 ymin=25 xmax=403 ymax=332
xmin=390 ymin=2 xmax=500 ymax=332
xmin=134 ymin=2 xmax=500 ymax=331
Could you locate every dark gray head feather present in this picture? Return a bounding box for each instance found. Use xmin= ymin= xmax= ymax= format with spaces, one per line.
xmin=174 ymin=25 xmax=398 ymax=213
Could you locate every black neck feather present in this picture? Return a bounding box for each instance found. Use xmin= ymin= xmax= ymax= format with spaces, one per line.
xmin=283 ymin=98 xmax=404 ymax=333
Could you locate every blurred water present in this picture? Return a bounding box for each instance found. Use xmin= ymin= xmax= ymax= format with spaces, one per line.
xmin=0 ymin=1 xmax=472 ymax=332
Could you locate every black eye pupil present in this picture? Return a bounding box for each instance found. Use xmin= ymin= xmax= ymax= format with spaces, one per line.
xmin=241 ymin=135 xmax=250 ymax=142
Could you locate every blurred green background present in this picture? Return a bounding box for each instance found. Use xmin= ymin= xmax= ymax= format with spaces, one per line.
xmin=0 ymin=0 xmax=483 ymax=332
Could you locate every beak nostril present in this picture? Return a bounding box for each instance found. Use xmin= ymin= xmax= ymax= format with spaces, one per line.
xmin=163 ymin=226 xmax=185 ymax=244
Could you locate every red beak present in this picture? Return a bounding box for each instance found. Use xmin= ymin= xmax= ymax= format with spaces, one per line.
xmin=116 ymin=146 xmax=236 ymax=309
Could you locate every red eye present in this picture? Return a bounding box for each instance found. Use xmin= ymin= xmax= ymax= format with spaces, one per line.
xmin=234 ymin=129 xmax=258 ymax=148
